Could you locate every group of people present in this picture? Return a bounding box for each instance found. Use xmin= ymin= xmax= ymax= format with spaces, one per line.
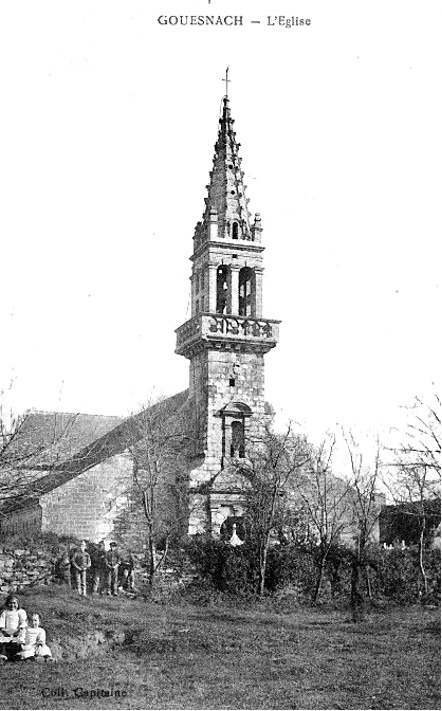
xmin=55 ymin=540 xmax=135 ymax=597
xmin=0 ymin=595 xmax=53 ymax=663
xmin=0 ymin=541 xmax=136 ymax=663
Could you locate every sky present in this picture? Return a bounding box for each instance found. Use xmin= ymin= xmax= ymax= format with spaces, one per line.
xmin=0 ymin=0 xmax=440 ymax=444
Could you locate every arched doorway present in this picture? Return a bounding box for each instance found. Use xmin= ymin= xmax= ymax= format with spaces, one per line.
xmin=220 ymin=515 xmax=246 ymax=543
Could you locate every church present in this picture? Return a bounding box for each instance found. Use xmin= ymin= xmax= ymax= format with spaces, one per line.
xmin=0 ymin=86 xmax=281 ymax=545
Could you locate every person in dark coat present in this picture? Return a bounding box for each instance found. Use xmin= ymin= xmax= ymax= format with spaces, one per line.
xmin=105 ymin=542 xmax=121 ymax=597
xmin=55 ymin=547 xmax=72 ymax=586
xmin=120 ymin=549 xmax=135 ymax=593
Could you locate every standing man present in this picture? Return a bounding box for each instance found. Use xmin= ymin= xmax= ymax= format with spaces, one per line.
xmin=105 ymin=542 xmax=121 ymax=597
xmin=120 ymin=549 xmax=135 ymax=593
xmin=56 ymin=546 xmax=72 ymax=587
xmin=91 ymin=540 xmax=107 ymax=595
xmin=71 ymin=541 xmax=92 ymax=596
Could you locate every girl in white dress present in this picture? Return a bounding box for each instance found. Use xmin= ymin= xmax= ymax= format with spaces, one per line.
xmin=0 ymin=595 xmax=27 ymax=661
xmin=17 ymin=613 xmax=53 ymax=661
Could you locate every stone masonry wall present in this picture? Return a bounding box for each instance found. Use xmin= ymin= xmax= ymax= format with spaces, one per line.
xmin=0 ymin=544 xmax=187 ymax=599
xmin=187 ymin=348 xmax=267 ymax=534
xmin=190 ymin=348 xmax=266 ymax=480
xmin=40 ymin=453 xmax=133 ymax=543
xmin=0 ymin=547 xmax=53 ymax=595
xmin=0 ymin=506 xmax=42 ymax=537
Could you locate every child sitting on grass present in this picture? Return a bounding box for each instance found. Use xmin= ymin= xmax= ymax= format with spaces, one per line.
xmin=0 ymin=595 xmax=27 ymax=662
xmin=16 ymin=612 xmax=53 ymax=662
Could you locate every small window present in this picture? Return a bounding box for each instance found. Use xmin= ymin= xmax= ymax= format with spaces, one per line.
xmin=232 ymin=222 xmax=239 ymax=239
xmin=231 ymin=420 xmax=245 ymax=458
xmin=229 ymin=378 xmax=235 ymax=387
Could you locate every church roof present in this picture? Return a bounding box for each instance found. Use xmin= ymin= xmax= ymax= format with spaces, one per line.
xmin=4 ymin=411 xmax=124 ymax=469
xmin=0 ymin=390 xmax=189 ymax=513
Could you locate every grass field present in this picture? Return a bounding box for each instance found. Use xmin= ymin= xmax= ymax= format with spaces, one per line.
xmin=0 ymin=587 xmax=439 ymax=710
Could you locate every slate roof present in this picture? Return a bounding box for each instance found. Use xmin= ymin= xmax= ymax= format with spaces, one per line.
xmin=0 ymin=390 xmax=189 ymax=514
xmin=4 ymin=411 xmax=124 ymax=469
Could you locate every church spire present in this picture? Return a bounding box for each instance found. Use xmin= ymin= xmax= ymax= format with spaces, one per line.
xmin=194 ymin=75 xmax=261 ymax=247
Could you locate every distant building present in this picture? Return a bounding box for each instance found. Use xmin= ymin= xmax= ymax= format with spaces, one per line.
xmin=379 ymin=499 xmax=441 ymax=546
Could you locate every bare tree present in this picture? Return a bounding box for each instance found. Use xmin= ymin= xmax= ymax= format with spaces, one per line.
xmin=294 ymin=434 xmax=351 ymax=603
xmin=387 ymin=465 xmax=439 ymax=596
xmin=383 ymin=391 xmax=441 ymax=596
xmin=0 ymin=382 xmax=126 ymax=534
xmin=391 ymin=392 xmax=441 ymax=475
xmin=243 ymin=423 xmax=310 ymax=596
xmin=342 ymin=430 xmax=384 ymax=617
xmin=0 ymin=400 xmax=83 ymax=519
xmin=122 ymin=394 xmax=197 ymax=591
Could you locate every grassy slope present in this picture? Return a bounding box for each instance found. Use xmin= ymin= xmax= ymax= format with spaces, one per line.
xmin=0 ymin=587 xmax=439 ymax=710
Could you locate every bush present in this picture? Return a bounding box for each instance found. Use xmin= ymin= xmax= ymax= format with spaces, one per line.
xmin=266 ymin=544 xmax=317 ymax=599
xmin=373 ymin=547 xmax=418 ymax=603
xmin=181 ymin=537 xmax=441 ymax=607
xmin=0 ymin=530 xmax=80 ymax=555
xmin=183 ymin=536 xmax=258 ymax=597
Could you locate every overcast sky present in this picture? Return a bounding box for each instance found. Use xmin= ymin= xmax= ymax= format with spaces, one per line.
xmin=0 ymin=0 xmax=440 ymax=442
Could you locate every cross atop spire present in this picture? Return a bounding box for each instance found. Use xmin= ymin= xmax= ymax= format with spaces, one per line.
xmin=222 ymin=67 xmax=231 ymax=98
xmin=205 ymin=86 xmax=253 ymax=240
xmin=190 ymin=77 xmax=264 ymax=249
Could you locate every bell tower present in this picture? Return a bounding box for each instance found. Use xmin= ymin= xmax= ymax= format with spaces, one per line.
xmin=175 ymin=80 xmax=280 ymax=535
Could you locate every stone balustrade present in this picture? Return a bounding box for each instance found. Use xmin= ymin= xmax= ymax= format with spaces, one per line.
xmin=176 ymin=313 xmax=279 ymax=355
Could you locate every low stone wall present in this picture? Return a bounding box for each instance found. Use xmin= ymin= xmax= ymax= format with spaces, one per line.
xmin=0 ymin=548 xmax=53 ymax=594
xmin=0 ymin=543 xmax=192 ymax=598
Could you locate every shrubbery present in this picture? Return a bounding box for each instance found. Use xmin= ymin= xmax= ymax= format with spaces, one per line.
xmin=184 ymin=536 xmax=258 ymax=598
xmin=1 ymin=530 xmax=439 ymax=607
xmin=181 ymin=537 xmax=441 ymax=606
xmin=0 ymin=530 xmax=79 ymax=554
xmin=372 ymin=546 xmax=441 ymax=604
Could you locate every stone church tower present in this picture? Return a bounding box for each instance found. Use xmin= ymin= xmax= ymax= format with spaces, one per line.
xmin=176 ymin=90 xmax=280 ymax=537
